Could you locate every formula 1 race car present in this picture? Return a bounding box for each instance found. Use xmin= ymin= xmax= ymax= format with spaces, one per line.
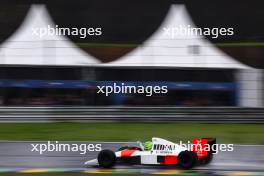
xmin=84 ymin=137 xmax=216 ymax=169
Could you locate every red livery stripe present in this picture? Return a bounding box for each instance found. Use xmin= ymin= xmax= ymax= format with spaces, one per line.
xmin=121 ymin=150 xmax=136 ymax=157
xmin=162 ymin=156 xmax=178 ymax=165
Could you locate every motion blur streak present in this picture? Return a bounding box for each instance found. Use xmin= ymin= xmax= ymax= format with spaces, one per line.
xmin=0 ymin=142 xmax=263 ymax=172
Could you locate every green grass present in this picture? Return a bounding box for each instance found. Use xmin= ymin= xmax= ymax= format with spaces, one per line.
xmin=0 ymin=123 xmax=263 ymax=144
xmin=216 ymin=42 xmax=264 ymax=47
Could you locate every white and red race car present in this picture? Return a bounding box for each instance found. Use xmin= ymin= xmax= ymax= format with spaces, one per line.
xmin=84 ymin=137 xmax=216 ymax=169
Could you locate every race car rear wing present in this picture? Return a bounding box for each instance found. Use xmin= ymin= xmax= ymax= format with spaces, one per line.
xmin=191 ymin=138 xmax=216 ymax=158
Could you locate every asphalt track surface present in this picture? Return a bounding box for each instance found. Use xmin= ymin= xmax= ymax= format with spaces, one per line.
xmin=0 ymin=142 xmax=263 ymax=175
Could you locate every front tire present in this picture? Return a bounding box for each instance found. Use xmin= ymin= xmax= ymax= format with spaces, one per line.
xmin=178 ymin=151 xmax=197 ymax=169
xmin=98 ymin=150 xmax=116 ymax=168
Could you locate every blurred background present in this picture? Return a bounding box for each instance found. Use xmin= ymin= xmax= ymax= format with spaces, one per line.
xmin=0 ymin=1 xmax=263 ymax=108
xmin=0 ymin=1 xmax=263 ymax=174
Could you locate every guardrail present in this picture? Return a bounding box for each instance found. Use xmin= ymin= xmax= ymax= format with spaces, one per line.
xmin=0 ymin=106 xmax=263 ymax=123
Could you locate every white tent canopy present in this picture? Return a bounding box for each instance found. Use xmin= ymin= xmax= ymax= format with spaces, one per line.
xmin=107 ymin=5 xmax=249 ymax=68
xmin=0 ymin=5 xmax=99 ymax=65
xmin=0 ymin=4 xmax=249 ymax=68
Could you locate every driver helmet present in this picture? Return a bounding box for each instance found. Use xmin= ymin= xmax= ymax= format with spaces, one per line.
xmin=144 ymin=141 xmax=153 ymax=151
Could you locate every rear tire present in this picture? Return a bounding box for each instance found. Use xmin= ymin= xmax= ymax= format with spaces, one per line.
xmin=97 ymin=150 xmax=116 ymax=168
xmin=178 ymin=151 xmax=197 ymax=169
xmin=199 ymin=153 xmax=213 ymax=165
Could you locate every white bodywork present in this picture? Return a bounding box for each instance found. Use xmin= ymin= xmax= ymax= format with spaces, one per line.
xmin=85 ymin=137 xmax=188 ymax=165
